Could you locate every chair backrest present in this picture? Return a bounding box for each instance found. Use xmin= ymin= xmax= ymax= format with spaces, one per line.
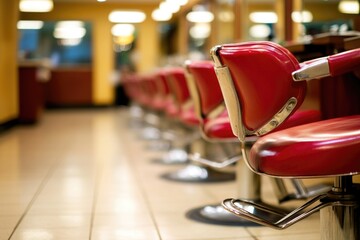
xmin=154 ymin=70 xmax=170 ymax=98
xmin=211 ymin=41 xmax=307 ymax=140
xmin=186 ymin=60 xmax=224 ymax=118
xmin=165 ymin=67 xmax=191 ymax=107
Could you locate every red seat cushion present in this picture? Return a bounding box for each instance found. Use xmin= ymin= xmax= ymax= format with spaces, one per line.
xmin=180 ymin=106 xmax=200 ymax=126
xmin=165 ymin=98 xmax=180 ymax=118
xmin=250 ymin=115 xmax=360 ymax=177
xmin=203 ymin=110 xmax=237 ymax=140
xmin=202 ymin=109 xmax=320 ymax=141
xmin=276 ymin=109 xmax=321 ymax=131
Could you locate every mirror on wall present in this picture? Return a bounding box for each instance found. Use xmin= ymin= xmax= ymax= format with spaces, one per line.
xmin=214 ymin=0 xmax=235 ymax=44
xmin=301 ymin=0 xmax=356 ymax=37
xmin=186 ymin=2 xmax=214 ymax=59
xmin=246 ymin=0 xmax=276 ymax=41
xmin=18 ymin=20 xmax=92 ymax=66
xmin=111 ymin=23 xmax=138 ymax=71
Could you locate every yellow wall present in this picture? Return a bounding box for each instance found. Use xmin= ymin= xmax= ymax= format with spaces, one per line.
xmin=0 ymin=0 xmax=19 ymax=123
xmin=20 ymin=2 xmax=160 ymax=105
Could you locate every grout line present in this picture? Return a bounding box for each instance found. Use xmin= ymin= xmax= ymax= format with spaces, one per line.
xmin=7 ymin=161 xmax=59 ymax=240
xmin=245 ymin=227 xmax=260 ymax=240
xmin=88 ymin=160 xmax=104 ymax=240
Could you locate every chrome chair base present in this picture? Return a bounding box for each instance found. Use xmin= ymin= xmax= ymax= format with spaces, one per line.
xmin=186 ymin=204 xmax=260 ymax=226
xmin=278 ymin=180 xmax=332 ymax=203
xmin=222 ymin=180 xmax=360 ymax=240
xmin=151 ymin=148 xmax=189 ymax=165
xmin=161 ymin=164 xmax=235 ymax=183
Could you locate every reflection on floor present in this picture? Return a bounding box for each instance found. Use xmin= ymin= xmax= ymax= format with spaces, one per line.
xmin=0 ymin=108 xmax=326 ymax=240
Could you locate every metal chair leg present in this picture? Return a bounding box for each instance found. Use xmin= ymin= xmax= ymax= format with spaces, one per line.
xmin=222 ymin=176 xmax=360 ymax=240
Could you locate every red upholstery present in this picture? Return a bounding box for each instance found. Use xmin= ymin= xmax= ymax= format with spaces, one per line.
xmin=165 ymin=97 xmax=180 ymax=118
xmin=216 ymin=41 xmax=307 ymax=132
xmin=276 ymin=109 xmax=320 ymax=131
xmin=186 ymin=61 xmax=235 ymax=139
xmin=165 ymin=67 xmax=190 ymax=106
xmin=150 ymin=71 xmax=170 ymax=111
xmin=187 ymin=60 xmax=320 ymax=140
xmin=179 ymin=105 xmax=200 ymax=126
xmin=187 ymin=61 xmax=224 ymax=116
xmin=328 ymin=49 xmax=360 ymax=77
xmin=202 ymin=110 xmax=236 ymax=139
xmin=165 ymin=67 xmax=200 ymax=127
xmin=214 ymin=41 xmax=360 ymax=178
xmin=250 ymin=115 xmax=360 ymax=177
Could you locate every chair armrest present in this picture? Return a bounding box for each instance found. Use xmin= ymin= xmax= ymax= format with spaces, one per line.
xmin=292 ymin=49 xmax=360 ymax=81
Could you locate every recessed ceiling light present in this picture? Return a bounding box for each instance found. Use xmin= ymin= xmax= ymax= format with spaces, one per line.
xmin=338 ymin=0 xmax=359 ymax=14
xmin=249 ymin=12 xmax=278 ymax=23
xmin=111 ymin=24 xmax=135 ymax=37
xmin=19 ymin=0 xmax=53 ymax=12
xmin=54 ymin=21 xmax=86 ymax=39
xmin=108 ymin=10 xmax=146 ymax=23
xmin=186 ymin=11 xmax=214 ymax=23
xmin=152 ymin=9 xmax=172 ymax=21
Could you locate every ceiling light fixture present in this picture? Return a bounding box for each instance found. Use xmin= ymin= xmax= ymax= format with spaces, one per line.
xmin=111 ymin=24 xmax=135 ymax=37
xmin=108 ymin=10 xmax=146 ymax=23
xmin=291 ymin=10 xmax=313 ymax=23
xmin=54 ymin=21 xmax=86 ymax=39
xmin=189 ymin=23 xmax=211 ymax=39
xmin=249 ymin=12 xmax=278 ymax=23
xmin=165 ymin=0 xmax=188 ymax=7
xmin=338 ymin=0 xmax=359 ymax=14
xmin=152 ymin=9 xmax=172 ymax=21
xmin=249 ymin=24 xmax=271 ymax=39
xmin=186 ymin=10 xmax=214 ymax=23
xmin=159 ymin=1 xmax=180 ymax=14
xmin=19 ymin=0 xmax=53 ymax=12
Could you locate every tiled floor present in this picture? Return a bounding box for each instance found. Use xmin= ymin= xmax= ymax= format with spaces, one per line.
xmin=0 ymin=107 xmax=328 ymax=240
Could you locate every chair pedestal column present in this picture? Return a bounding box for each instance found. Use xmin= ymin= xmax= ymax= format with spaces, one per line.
xmin=320 ymin=183 xmax=360 ymax=240
xmin=320 ymin=204 xmax=359 ymax=240
xmin=236 ymin=160 xmax=261 ymax=200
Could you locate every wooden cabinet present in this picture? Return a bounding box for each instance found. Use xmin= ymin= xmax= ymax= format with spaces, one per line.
xmin=18 ymin=61 xmax=50 ymax=123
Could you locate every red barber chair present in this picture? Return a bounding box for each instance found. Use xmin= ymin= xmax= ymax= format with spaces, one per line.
xmin=122 ymin=73 xmax=144 ymax=128
xmin=161 ymin=67 xmax=235 ymax=182
xmin=211 ymin=41 xmax=360 ymax=240
xmin=185 ymin=60 xmax=331 ymax=225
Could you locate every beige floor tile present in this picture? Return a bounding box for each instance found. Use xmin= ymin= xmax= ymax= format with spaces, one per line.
xmin=10 ymin=228 xmax=90 ymax=240
xmin=257 ymin=232 xmax=320 ymax=240
xmin=0 ymin=229 xmax=15 ymax=240
xmin=17 ymin=214 xmax=91 ymax=229
xmin=246 ymin=213 xmax=320 ymax=237
xmin=91 ymin=226 xmax=160 ymax=240
xmin=93 ymin=214 xmax=155 ymax=228
xmin=0 ymin=108 xmax=336 ymax=240
xmin=158 ymin=221 xmax=252 ymax=240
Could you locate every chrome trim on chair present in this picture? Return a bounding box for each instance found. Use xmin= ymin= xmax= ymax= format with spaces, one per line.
xmin=292 ymin=58 xmax=330 ymax=81
xmin=222 ymin=176 xmax=359 ymax=238
xmin=214 ymin=65 xmax=246 ymax=141
xmin=189 ymin=152 xmax=241 ymax=169
xmin=207 ymin=103 xmax=226 ymax=119
xmin=222 ymin=193 xmax=331 ymax=230
xmin=184 ymin=61 xmax=202 ymax=120
xmin=210 ymin=45 xmax=223 ymax=68
xmin=255 ymin=97 xmax=297 ymax=136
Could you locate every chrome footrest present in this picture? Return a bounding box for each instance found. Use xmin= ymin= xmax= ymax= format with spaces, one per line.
xmin=222 ymin=194 xmax=330 ymax=229
xmin=280 ymin=182 xmax=333 ymax=203
xmin=189 ymin=152 xmax=241 ymax=169
xmin=161 ymin=164 xmax=235 ymax=183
